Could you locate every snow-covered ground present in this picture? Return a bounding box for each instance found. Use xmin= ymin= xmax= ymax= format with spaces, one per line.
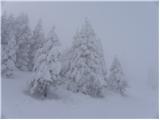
xmin=2 ymin=71 xmax=158 ymax=118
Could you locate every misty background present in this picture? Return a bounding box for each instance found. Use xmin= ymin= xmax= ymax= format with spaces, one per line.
xmin=1 ymin=1 xmax=158 ymax=118
xmin=4 ymin=1 xmax=158 ymax=91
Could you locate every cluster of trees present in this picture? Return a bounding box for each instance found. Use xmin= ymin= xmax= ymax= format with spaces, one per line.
xmin=1 ymin=13 xmax=128 ymax=99
xmin=2 ymin=12 xmax=42 ymax=76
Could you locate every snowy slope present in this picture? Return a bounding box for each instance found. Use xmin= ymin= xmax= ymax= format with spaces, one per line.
xmin=2 ymin=71 xmax=158 ymax=118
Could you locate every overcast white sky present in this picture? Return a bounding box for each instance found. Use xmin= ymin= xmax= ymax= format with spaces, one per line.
xmin=2 ymin=1 xmax=158 ymax=88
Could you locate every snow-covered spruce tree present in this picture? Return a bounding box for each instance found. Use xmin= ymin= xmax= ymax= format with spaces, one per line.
xmin=30 ymin=26 xmax=61 ymax=98
xmin=14 ymin=14 xmax=32 ymax=71
xmin=28 ymin=20 xmax=45 ymax=71
xmin=1 ymin=13 xmax=16 ymax=78
xmin=108 ymin=57 xmax=128 ymax=95
xmin=65 ymin=19 xmax=107 ymax=97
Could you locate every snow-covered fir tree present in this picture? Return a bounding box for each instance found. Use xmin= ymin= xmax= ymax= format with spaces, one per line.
xmin=30 ymin=26 xmax=61 ymax=98
xmin=46 ymin=27 xmax=61 ymax=84
xmin=108 ymin=57 xmax=128 ymax=95
xmin=1 ymin=13 xmax=16 ymax=78
xmin=65 ymin=19 xmax=107 ymax=97
xmin=14 ymin=14 xmax=32 ymax=71
xmin=28 ymin=20 xmax=45 ymax=71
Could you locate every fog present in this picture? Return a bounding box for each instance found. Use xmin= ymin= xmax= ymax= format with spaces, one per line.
xmin=3 ymin=1 xmax=158 ymax=93
xmin=1 ymin=1 xmax=159 ymax=118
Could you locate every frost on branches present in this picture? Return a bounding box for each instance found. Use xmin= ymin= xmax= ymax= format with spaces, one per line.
xmin=65 ymin=19 xmax=107 ymax=97
xmin=14 ymin=14 xmax=32 ymax=71
xmin=108 ymin=57 xmax=128 ymax=96
xmin=28 ymin=20 xmax=45 ymax=71
xmin=1 ymin=13 xmax=16 ymax=78
xmin=30 ymin=27 xmax=61 ymax=98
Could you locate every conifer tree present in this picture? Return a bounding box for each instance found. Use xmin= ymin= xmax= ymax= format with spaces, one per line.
xmin=28 ymin=20 xmax=45 ymax=71
xmin=66 ymin=19 xmax=107 ymax=97
xmin=108 ymin=57 xmax=128 ymax=95
xmin=1 ymin=13 xmax=16 ymax=78
xmin=14 ymin=14 xmax=32 ymax=71
xmin=30 ymin=27 xmax=61 ymax=98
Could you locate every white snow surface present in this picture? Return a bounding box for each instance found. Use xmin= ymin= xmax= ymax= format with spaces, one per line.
xmin=2 ymin=70 xmax=158 ymax=118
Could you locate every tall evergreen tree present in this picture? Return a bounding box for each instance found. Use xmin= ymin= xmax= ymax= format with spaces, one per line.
xmin=30 ymin=26 xmax=61 ymax=98
xmin=28 ymin=20 xmax=45 ymax=71
xmin=108 ymin=57 xmax=128 ymax=95
xmin=1 ymin=13 xmax=16 ymax=78
xmin=14 ymin=14 xmax=32 ymax=71
xmin=65 ymin=19 xmax=107 ymax=97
